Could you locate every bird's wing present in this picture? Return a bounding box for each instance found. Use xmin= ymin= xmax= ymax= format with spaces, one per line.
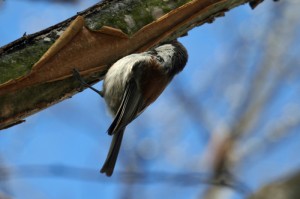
xmin=101 ymin=78 xmax=145 ymax=176
xmin=107 ymin=78 xmax=145 ymax=135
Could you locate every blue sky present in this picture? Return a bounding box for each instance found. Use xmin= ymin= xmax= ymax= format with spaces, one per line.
xmin=1 ymin=1 xmax=299 ymax=199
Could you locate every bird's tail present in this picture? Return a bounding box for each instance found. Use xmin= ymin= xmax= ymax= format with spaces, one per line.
xmin=100 ymin=128 xmax=125 ymax=176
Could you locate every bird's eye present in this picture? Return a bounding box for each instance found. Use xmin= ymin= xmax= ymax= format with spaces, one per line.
xmin=156 ymin=56 xmax=164 ymax=63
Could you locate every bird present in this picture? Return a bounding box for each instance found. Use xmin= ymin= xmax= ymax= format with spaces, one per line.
xmin=73 ymin=40 xmax=188 ymax=176
xmin=100 ymin=40 xmax=188 ymax=176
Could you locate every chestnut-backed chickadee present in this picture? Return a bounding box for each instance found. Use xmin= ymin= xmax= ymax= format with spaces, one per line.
xmin=100 ymin=40 xmax=188 ymax=176
xmin=73 ymin=40 xmax=187 ymax=176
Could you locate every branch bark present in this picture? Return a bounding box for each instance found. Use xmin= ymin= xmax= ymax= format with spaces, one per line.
xmin=248 ymin=171 xmax=300 ymax=199
xmin=0 ymin=0 xmax=258 ymax=129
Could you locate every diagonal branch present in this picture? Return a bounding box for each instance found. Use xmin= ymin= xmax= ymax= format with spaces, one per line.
xmin=0 ymin=0 xmax=260 ymax=129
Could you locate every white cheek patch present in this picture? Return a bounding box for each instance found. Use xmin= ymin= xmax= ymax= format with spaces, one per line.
xmin=154 ymin=44 xmax=176 ymax=68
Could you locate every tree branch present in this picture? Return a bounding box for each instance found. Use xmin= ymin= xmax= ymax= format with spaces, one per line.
xmin=0 ymin=0 xmax=259 ymax=129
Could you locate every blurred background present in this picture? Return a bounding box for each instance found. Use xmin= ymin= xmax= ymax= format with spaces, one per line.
xmin=1 ymin=0 xmax=300 ymax=199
